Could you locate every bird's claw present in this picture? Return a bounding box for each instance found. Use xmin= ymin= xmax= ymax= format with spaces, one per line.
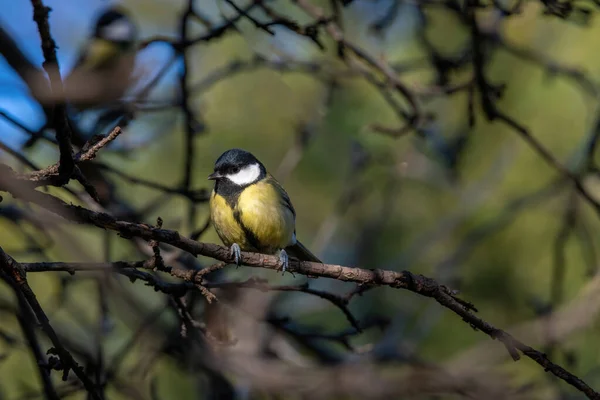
xmin=279 ymin=249 xmax=289 ymax=275
xmin=230 ymin=243 xmax=242 ymax=267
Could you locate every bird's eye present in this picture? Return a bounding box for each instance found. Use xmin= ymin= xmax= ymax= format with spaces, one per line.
xmin=232 ymin=167 xmax=240 ymax=173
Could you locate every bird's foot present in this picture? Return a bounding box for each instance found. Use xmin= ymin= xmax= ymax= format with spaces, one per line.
xmin=278 ymin=249 xmax=289 ymax=275
xmin=230 ymin=243 xmax=242 ymax=267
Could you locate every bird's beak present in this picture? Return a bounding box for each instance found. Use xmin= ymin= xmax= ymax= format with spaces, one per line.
xmin=208 ymin=171 xmax=221 ymax=180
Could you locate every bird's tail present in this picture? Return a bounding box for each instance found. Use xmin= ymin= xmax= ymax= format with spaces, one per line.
xmin=286 ymin=240 xmax=321 ymax=263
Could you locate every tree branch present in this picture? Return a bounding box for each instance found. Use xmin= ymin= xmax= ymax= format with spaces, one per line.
xmin=30 ymin=0 xmax=75 ymax=184
xmin=0 ymin=168 xmax=597 ymax=397
xmin=0 ymin=247 xmax=101 ymax=399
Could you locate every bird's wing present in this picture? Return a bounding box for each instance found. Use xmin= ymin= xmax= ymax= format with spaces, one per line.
xmin=266 ymin=174 xmax=296 ymax=218
xmin=264 ymin=175 xmax=321 ymax=262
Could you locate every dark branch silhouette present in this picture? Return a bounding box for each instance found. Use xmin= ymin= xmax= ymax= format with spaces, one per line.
xmin=0 ymin=0 xmax=599 ymax=398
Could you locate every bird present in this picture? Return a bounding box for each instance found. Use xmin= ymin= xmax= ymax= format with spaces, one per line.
xmin=62 ymin=7 xmax=138 ymax=110
xmin=208 ymin=148 xmax=321 ymax=272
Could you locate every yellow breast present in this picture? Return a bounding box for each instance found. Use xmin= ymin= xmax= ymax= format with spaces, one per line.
xmin=209 ymin=191 xmax=250 ymax=249
xmin=237 ymin=181 xmax=296 ymax=253
xmin=82 ymin=40 xmax=123 ymax=70
xmin=209 ymin=181 xmax=296 ymax=254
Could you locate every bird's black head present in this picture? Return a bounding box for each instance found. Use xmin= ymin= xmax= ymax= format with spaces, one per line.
xmin=93 ymin=8 xmax=137 ymax=46
xmin=208 ymin=149 xmax=266 ymax=188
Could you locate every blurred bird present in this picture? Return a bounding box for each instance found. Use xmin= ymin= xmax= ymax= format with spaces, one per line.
xmin=63 ymin=7 xmax=138 ymax=110
xmin=208 ymin=149 xmax=321 ymax=272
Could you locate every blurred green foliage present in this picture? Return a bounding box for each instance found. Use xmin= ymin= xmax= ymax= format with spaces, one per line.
xmin=2 ymin=0 xmax=600 ymax=398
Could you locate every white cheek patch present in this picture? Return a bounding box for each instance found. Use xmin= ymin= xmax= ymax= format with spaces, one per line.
xmin=101 ymin=19 xmax=134 ymax=41
xmin=227 ymin=163 xmax=261 ymax=185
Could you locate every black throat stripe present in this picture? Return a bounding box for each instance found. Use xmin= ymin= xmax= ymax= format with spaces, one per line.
xmin=214 ymin=179 xmax=244 ymax=208
xmin=214 ymin=180 xmax=263 ymax=251
xmin=233 ymin=209 xmax=261 ymax=251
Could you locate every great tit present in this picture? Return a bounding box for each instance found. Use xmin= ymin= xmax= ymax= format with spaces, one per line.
xmin=63 ymin=7 xmax=138 ymax=110
xmin=209 ymin=149 xmax=321 ymax=272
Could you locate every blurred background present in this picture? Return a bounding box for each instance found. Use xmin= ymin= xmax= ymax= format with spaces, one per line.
xmin=1 ymin=0 xmax=600 ymax=398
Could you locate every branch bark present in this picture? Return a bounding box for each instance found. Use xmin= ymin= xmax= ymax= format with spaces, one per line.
xmin=0 ymin=168 xmax=597 ymax=398
xmin=0 ymin=248 xmax=101 ymax=399
xmin=31 ymin=0 xmax=75 ymax=184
